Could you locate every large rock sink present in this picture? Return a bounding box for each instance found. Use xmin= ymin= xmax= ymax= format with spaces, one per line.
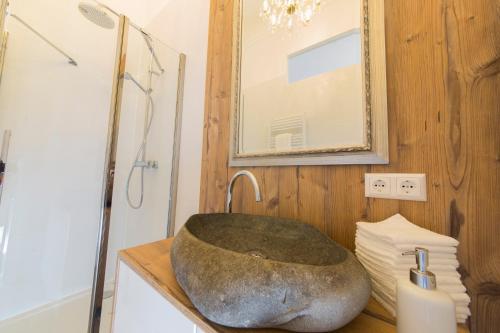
xmin=171 ymin=214 xmax=371 ymax=332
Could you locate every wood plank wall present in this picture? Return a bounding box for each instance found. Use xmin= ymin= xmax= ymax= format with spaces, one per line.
xmin=199 ymin=1 xmax=499 ymax=332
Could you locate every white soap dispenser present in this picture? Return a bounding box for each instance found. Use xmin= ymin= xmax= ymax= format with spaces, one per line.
xmin=397 ymin=247 xmax=456 ymax=333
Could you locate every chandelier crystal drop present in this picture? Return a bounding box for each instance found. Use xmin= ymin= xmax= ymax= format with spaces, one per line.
xmin=260 ymin=0 xmax=321 ymax=30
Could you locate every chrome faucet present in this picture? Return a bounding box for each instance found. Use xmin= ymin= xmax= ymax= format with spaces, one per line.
xmin=225 ymin=170 xmax=262 ymax=213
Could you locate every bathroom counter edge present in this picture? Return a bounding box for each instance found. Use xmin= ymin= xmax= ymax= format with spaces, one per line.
xmin=117 ymin=238 xmax=469 ymax=333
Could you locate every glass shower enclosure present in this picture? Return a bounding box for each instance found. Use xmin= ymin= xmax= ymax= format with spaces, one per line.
xmin=0 ymin=1 xmax=185 ymax=332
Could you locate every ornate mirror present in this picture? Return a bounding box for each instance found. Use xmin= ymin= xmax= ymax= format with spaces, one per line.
xmin=230 ymin=0 xmax=388 ymax=166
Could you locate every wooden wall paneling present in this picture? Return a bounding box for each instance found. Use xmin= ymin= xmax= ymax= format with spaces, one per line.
xmin=367 ymin=0 xmax=400 ymax=220
xmin=234 ymin=167 xmax=263 ymax=215
xmin=364 ymin=0 xmax=401 ymax=223
xmin=226 ymin=168 xmax=244 ymax=213
xmin=326 ymin=166 xmax=369 ymax=251
xmin=441 ymin=1 xmax=499 ymax=332
xmin=240 ymin=167 xmax=281 ymax=217
xmin=258 ymin=167 xmax=280 ymax=216
xmin=200 ymin=0 xmax=234 ymax=213
xmin=277 ymin=167 xmax=299 ymax=219
xmin=200 ymin=0 xmax=499 ymax=331
xmin=387 ymin=0 xmax=438 ymax=231
xmin=378 ymin=0 xmax=449 ymax=233
xmin=297 ymin=166 xmax=328 ymax=233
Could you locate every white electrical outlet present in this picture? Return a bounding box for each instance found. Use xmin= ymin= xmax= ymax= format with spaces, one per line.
xmin=395 ymin=175 xmax=427 ymax=201
xmin=365 ymin=173 xmax=427 ymax=201
xmin=367 ymin=176 xmax=391 ymax=196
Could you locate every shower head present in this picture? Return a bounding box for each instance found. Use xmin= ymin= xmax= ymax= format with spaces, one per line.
xmin=78 ymin=1 xmax=165 ymax=72
xmin=78 ymin=2 xmax=115 ymax=29
xmin=78 ymin=1 xmax=164 ymax=72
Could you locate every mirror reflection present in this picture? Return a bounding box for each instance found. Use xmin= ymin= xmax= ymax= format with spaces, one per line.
xmin=236 ymin=0 xmax=368 ymax=156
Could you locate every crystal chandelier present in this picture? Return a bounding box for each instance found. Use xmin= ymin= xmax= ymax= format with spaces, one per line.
xmin=260 ymin=0 xmax=321 ymax=30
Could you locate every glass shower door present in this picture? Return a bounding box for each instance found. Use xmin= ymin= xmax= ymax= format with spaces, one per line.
xmin=97 ymin=21 xmax=183 ymax=332
xmin=0 ymin=0 xmax=119 ymax=332
xmin=0 ymin=2 xmax=184 ymax=332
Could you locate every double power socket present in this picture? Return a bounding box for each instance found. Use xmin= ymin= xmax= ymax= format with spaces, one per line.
xmin=365 ymin=173 xmax=427 ymax=201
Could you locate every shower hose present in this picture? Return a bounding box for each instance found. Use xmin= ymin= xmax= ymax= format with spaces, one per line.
xmin=126 ymin=93 xmax=155 ymax=209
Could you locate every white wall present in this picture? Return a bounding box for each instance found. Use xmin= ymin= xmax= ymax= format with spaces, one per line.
xmin=0 ymin=0 xmax=117 ymax=320
xmin=146 ymin=0 xmax=210 ymax=233
xmin=242 ymin=64 xmax=364 ymax=152
xmin=101 ymin=0 xmax=173 ymax=28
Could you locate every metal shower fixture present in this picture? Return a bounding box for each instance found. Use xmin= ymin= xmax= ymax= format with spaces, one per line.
xmin=7 ymin=13 xmax=78 ymax=66
xmin=78 ymin=1 xmax=164 ymax=73
xmin=78 ymin=2 xmax=115 ymax=29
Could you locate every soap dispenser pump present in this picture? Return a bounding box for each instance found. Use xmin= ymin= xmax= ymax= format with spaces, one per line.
xmin=396 ymin=247 xmax=456 ymax=333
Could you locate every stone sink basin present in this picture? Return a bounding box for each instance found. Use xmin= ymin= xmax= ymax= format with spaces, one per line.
xmin=171 ymin=214 xmax=371 ymax=332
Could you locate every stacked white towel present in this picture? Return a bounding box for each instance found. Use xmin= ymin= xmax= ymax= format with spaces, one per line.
xmin=355 ymin=214 xmax=470 ymax=323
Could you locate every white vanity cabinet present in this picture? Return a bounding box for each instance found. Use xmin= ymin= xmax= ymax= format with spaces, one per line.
xmin=111 ymin=238 xmax=424 ymax=333
xmin=112 ymin=260 xmax=205 ymax=333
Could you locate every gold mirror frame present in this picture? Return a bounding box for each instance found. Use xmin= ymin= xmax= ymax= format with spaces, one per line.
xmin=229 ymin=0 xmax=388 ymax=166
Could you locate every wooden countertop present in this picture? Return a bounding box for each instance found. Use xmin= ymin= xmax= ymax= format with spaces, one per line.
xmin=118 ymin=238 xmax=469 ymax=333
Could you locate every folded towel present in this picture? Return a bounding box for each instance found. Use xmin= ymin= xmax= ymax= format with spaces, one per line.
xmin=356 ymin=241 xmax=458 ymax=265
xmin=372 ymin=292 xmax=470 ymax=320
xmin=357 ymin=229 xmax=458 ymax=254
xmin=355 ymin=249 xmax=460 ymax=278
xmin=356 ymin=259 xmax=466 ymax=298
xmin=356 ymin=214 xmax=459 ymax=247
xmin=365 ymin=271 xmax=470 ymax=314
xmin=355 ymin=232 xmax=458 ymax=259
xmin=372 ymin=291 xmax=396 ymax=316
xmin=372 ymin=292 xmax=468 ymax=325
xmin=274 ymin=133 xmax=293 ymax=150
xmin=355 ymin=214 xmax=469 ymax=323
xmin=359 ymin=274 xmax=470 ymax=320
xmin=356 ymin=254 xmax=467 ymax=298
xmin=355 ymin=241 xmax=460 ymax=267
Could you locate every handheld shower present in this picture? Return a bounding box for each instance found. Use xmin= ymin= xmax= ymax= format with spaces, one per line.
xmin=123 ymin=72 xmax=157 ymax=209
xmin=78 ymin=1 xmax=166 ymax=210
